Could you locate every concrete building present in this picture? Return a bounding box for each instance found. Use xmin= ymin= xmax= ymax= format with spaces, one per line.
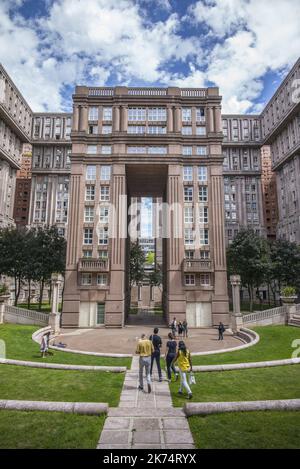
xmin=62 ymin=86 xmax=229 ymax=328
xmin=0 ymin=64 xmax=32 ymax=227
xmin=13 ymin=143 xmax=32 ymax=227
xmin=222 ymin=115 xmax=265 ymax=244
xmin=29 ymin=113 xmax=72 ymax=237
xmin=261 ymin=145 xmax=278 ymax=240
xmin=261 ymin=58 xmax=300 ymax=243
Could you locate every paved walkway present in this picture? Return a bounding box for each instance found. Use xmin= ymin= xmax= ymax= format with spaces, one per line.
xmin=97 ymin=356 xmax=195 ymax=449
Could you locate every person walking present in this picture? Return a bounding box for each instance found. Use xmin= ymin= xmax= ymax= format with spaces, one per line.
xmin=218 ymin=322 xmax=225 ymax=340
xmin=40 ymin=334 xmax=48 ymax=358
xmin=150 ymin=327 xmax=163 ymax=382
xmin=172 ymin=341 xmax=193 ymax=399
xmin=136 ymin=333 xmax=154 ymax=393
xmin=171 ymin=317 xmax=177 ymax=338
xmin=178 ymin=321 xmax=183 ymax=338
xmin=182 ymin=319 xmax=188 ymax=338
xmin=165 ymin=332 xmax=178 ymax=383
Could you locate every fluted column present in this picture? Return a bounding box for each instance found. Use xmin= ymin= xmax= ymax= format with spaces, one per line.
xmin=66 ymin=174 xmax=81 ymax=266
xmin=167 ymin=106 xmax=173 ymax=133
xmin=79 ymin=105 xmax=88 ymax=132
xmin=214 ymin=106 xmax=222 ymax=133
xmin=208 ymin=107 xmax=215 ymax=133
xmin=174 ymin=107 xmax=181 ymax=133
xmin=73 ymin=105 xmax=79 ymax=131
xmin=121 ymin=106 xmax=128 ymax=132
xmin=113 ymin=106 xmax=120 ymax=132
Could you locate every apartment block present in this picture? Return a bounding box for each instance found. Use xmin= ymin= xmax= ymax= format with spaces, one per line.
xmin=13 ymin=144 xmax=32 ymax=227
xmin=0 ymin=64 xmax=32 ymax=227
xmin=62 ymin=85 xmax=229 ymax=328
xmin=261 ymin=145 xmax=278 ymax=240
xmin=261 ymin=58 xmax=300 ymax=243
xmin=222 ymin=115 xmax=265 ymax=244
xmin=29 ymin=113 xmax=72 ymax=237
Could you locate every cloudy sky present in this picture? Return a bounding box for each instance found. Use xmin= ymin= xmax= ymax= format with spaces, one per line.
xmin=1 ymin=0 xmax=299 ymax=114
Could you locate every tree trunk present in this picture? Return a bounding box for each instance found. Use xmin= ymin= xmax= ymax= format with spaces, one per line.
xmin=249 ymin=285 xmax=253 ymax=312
xmin=15 ymin=276 xmax=21 ymax=306
xmin=39 ymin=278 xmax=44 ymax=311
xmin=14 ymin=276 xmax=18 ymax=306
xmin=27 ymin=279 xmax=31 ymax=310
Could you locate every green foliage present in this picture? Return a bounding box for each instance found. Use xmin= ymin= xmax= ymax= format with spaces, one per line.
xmin=129 ymin=241 xmax=145 ymax=287
xmin=145 ymin=251 xmax=155 ymax=265
xmin=148 ymin=266 xmax=163 ymax=287
xmin=281 ymin=286 xmax=297 ymax=297
xmin=268 ymin=239 xmax=300 ymax=294
xmin=0 ymin=283 xmax=9 ymax=296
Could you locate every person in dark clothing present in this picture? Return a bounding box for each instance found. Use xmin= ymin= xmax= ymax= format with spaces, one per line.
xmin=178 ymin=321 xmax=183 ymax=338
xmin=182 ymin=320 xmax=188 ymax=338
xmin=165 ymin=332 xmax=178 ymax=382
xmin=218 ymin=322 xmax=225 ymax=340
xmin=150 ymin=327 xmax=163 ymax=382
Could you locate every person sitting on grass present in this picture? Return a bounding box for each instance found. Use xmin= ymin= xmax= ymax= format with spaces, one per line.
xmin=172 ymin=341 xmax=193 ymax=399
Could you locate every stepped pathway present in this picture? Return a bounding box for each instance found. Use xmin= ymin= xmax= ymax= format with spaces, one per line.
xmin=97 ymin=356 xmax=195 ymax=449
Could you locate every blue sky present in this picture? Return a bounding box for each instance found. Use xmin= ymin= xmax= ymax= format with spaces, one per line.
xmin=0 ymin=0 xmax=299 ymax=113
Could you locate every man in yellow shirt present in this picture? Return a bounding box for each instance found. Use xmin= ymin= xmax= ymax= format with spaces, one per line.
xmin=136 ymin=333 xmax=154 ymax=393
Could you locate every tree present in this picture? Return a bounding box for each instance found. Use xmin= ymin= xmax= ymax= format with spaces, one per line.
xmin=145 ymin=251 xmax=155 ymax=265
xmin=227 ymin=228 xmax=269 ymax=312
xmin=268 ymin=239 xmax=300 ymax=302
xmin=129 ymin=241 xmax=145 ymax=289
xmin=0 ymin=227 xmax=28 ymax=305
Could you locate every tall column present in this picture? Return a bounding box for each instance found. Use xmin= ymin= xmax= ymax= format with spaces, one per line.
xmin=214 ymin=106 xmax=222 ymax=133
xmin=49 ymin=273 xmax=63 ymax=334
xmin=174 ymin=107 xmax=181 ymax=133
xmin=113 ymin=106 xmax=120 ymax=132
xmin=73 ymin=105 xmax=79 ymax=131
xmin=167 ymin=106 xmax=173 ymax=133
xmin=105 ymin=164 xmax=127 ymax=327
xmin=121 ymin=106 xmax=128 ymax=132
xmin=210 ymin=166 xmax=229 ymax=325
xmin=208 ymin=107 xmax=215 ymax=133
xmin=79 ymin=105 xmax=88 ymax=132
xmin=230 ymin=275 xmax=243 ymax=333
xmin=165 ymin=165 xmax=186 ymax=323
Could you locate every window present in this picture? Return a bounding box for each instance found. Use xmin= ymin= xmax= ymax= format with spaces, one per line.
xmin=184 ymin=228 xmax=194 ymax=245
xmin=101 ymin=146 xmax=111 ymax=154
xmin=127 ymin=146 xmax=147 ymax=154
xmin=200 ymin=274 xmax=210 ymax=285
xmin=196 ymin=126 xmax=206 ymax=136
xmin=128 ymin=126 xmax=146 ymax=134
xmin=148 ymin=108 xmax=167 ymax=121
xmin=96 ymin=303 xmax=105 ymax=325
xmin=87 ymin=145 xmax=97 ymax=154
xmin=182 ymin=146 xmax=193 ymax=156
xmin=83 ymin=228 xmax=93 ymax=245
xmin=100 ymin=206 xmax=109 ymax=223
xmin=184 ymin=186 xmax=193 ymax=202
xmin=86 ymin=165 xmax=96 ymax=180
xmin=128 ymin=108 xmax=146 ymax=121
xmin=184 ymin=207 xmax=193 ymax=224
xmin=200 ymin=251 xmax=210 ymax=259
xmin=148 ymin=126 xmax=166 ymax=134
xmin=196 ymin=107 xmax=205 ymax=122
xmin=199 ymin=206 xmax=208 ymax=224
xmin=83 ymin=250 xmax=92 ymax=258
xmin=88 ymin=107 xmax=98 ymax=121
xmin=103 ymin=107 xmax=112 ymax=121
xmin=182 ymin=126 xmax=192 ymax=135
xmin=98 ymin=227 xmax=108 ymax=245
xmin=185 ymin=250 xmax=194 ymax=259
xmin=97 ymin=274 xmax=108 ymax=286
xmin=148 ymin=147 xmax=167 ymax=154
xmin=84 ymin=206 xmax=94 ymax=222
xmin=102 ymin=125 xmax=112 ymax=134
xmin=100 ymin=166 xmax=111 ymax=180
xmin=82 ymin=273 xmax=92 ymax=285
xmin=199 ymin=186 xmax=208 ymax=202
xmin=200 ymin=228 xmax=209 ymax=245
xmin=182 ymin=108 xmax=192 ymax=122
xmin=183 ymin=166 xmax=193 ymax=181
xmin=196 ymin=146 xmax=207 ymax=156
xmin=98 ymin=250 xmax=108 ymax=259
xmin=185 ymin=274 xmax=195 ymax=286
xmin=100 ymin=186 xmax=110 ymax=201
xmin=198 ymin=166 xmax=207 ymax=182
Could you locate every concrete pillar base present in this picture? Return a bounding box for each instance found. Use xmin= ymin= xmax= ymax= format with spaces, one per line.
xmin=48 ymin=312 xmax=61 ymax=335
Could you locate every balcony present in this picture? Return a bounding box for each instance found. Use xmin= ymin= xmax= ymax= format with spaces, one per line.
xmin=78 ymin=258 xmax=109 ymax=272
xmin=182 ymin=259 xmax=213 ymax=273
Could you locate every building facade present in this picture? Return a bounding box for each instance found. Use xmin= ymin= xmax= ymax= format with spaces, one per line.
xmin=29 ymin=113 xmax=72 ymax=237
xmin=13 ymin=143 xmax=32 ymax=227
xmin=62 ymin=86 xmax=229 ymax=328
xmin=222 ymin=115 xmax=265 ymax=245
xmin=261 ymin=58 xmax=300 ymax=243
xmin=261 ymin=145 xmax=278 ymax=240
xmin=0 ymin=64 xmax=32 ymax=227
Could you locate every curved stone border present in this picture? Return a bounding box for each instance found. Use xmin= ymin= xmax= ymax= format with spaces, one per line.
xmin=32 ymin=326 xmax=258 ymax=359
xmin=184 ymin=398 xmax=300 ymax=416
xmin=0 ymin=358 xmax=126 ymax=373
xmin=0 ymin=399 xmax=108 ymax=415
xmin=32 ymin=327 xmax=132 ymax=358
xmin=191 ymin=328 xmax=259 ymax=356
xmin=192 ymin=357 xmax=300 ymax=372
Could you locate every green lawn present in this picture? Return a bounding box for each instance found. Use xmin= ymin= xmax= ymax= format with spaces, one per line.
xmin=192 ymin=326 xmax=300 ymax=366
xmin=189 ymin=411 xmax=300 ymax=449
xmin=17 ymin=302 xmax=60 ymax=313
xmin=0 ymin=410 xmax=104 ymax=449
xmin=0 ymin=324 xmax=132 ymax=368
xmin=0 ymin=364 xmax=124 ymax=405
xmin=170 ymin=365 xmax=300 ymax=406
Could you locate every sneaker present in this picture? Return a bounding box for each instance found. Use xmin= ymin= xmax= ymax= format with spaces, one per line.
xmin=138 ymin=385 xmax=143 ymax=391
xmin=187 ymin=393 xmax=193 ymax=400
xmin=148 ymin=383 xmax=152 ymax=394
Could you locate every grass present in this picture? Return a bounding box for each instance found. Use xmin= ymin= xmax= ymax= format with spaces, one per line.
xmin=0 ymin=324 xmax=132 ymax=368
xmin=170 ymin=364 xmax=300 ymax=406
xmin=0 ymin=410 xmax=104 ymax=449
xmin=189 ymin=411 xmax=300 ymax=449
xmin=229 ymin=302 xmax=278 ymax=313
xmin=0 ymin=364 xmax=124 ymax=405
xmin=192 ymin=325 xmax=300 ymax=366
xmin=17 ymin=302 xmax=61 ymax=313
